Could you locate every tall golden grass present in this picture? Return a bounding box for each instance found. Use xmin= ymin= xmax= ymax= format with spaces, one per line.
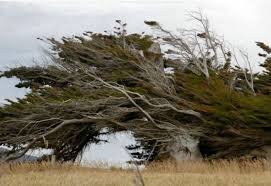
xmin=1 ymin=160 xmax=271 ymax=186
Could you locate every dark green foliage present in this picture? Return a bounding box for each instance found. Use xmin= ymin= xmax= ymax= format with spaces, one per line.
xmin=1 ymin=24 xmax=271 ymax=163
xmin=255 ymin=46 xmax=271 ymax=95
xmin=144 ymin=21 xmax=159 ymax=27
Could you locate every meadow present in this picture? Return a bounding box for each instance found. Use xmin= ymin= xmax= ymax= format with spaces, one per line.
xmin=1 ymin=160 xmax=271 ymax=186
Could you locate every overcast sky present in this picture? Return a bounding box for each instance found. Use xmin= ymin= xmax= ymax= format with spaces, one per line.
xmin=1 ymin=0 xmax=270 ymax=70
xmin=0 ymin=0 xmax=271 ymax=165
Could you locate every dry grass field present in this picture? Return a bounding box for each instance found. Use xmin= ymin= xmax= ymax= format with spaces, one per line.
xmin=1 ymin=160 xmax=271 ymax=186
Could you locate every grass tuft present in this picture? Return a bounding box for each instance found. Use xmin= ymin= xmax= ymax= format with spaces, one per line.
xmin=1 ymin=160 xmax=271 ymax=186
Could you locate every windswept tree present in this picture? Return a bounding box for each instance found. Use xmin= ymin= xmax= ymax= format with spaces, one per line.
xmin=1 ymin=13 xmax=271 ymax=163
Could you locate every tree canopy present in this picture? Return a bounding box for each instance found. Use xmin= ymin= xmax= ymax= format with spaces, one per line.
xmin=1 ymin=16 xmax=271 ymax=163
